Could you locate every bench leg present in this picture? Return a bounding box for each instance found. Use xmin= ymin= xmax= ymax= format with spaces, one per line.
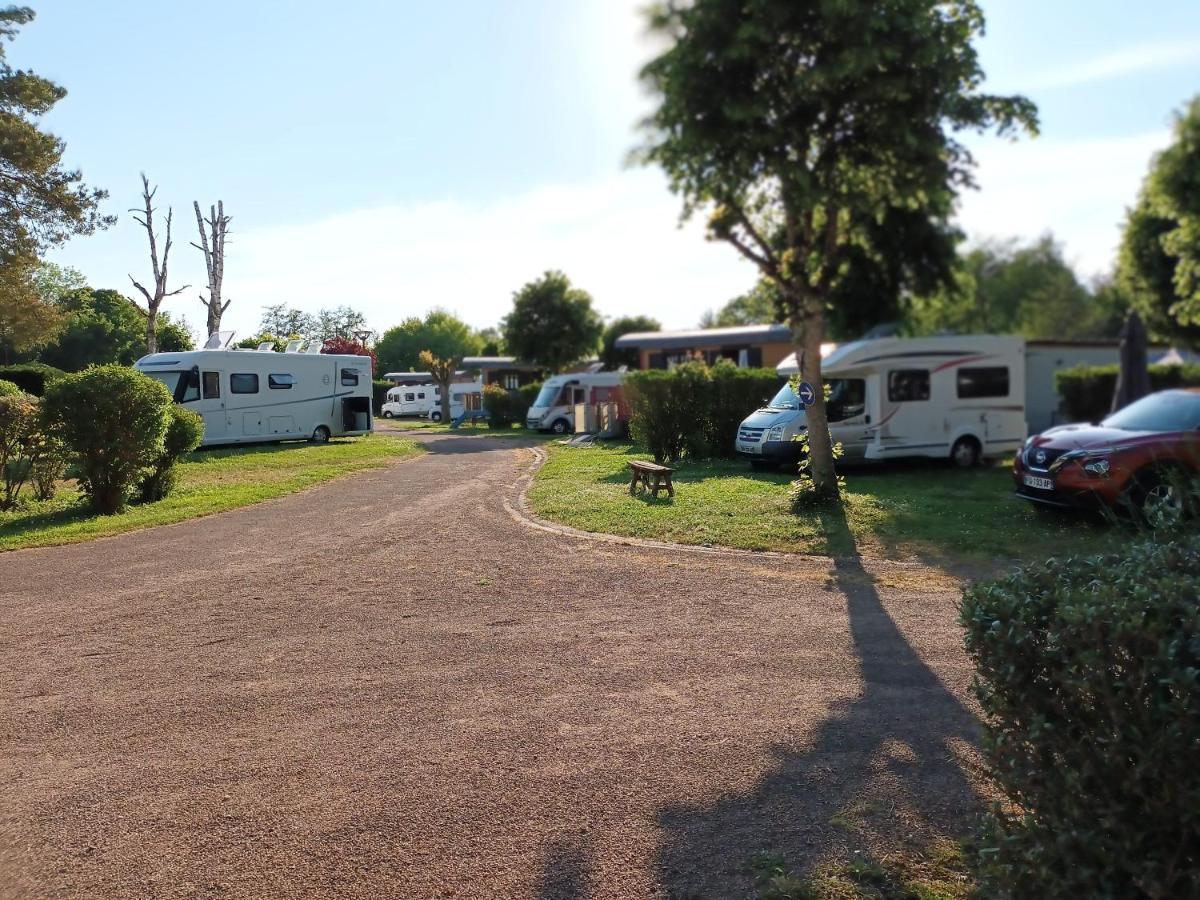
xmin=629 ymin=472 xmax=640 ymax=495
xmin=665 ymin=477 xmax=674 ymax=498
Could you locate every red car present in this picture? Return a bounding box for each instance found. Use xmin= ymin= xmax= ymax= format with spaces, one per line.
xmin=1014 ymin=389 xmax=1200 ymax=522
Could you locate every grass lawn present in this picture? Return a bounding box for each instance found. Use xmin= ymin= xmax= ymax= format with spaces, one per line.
xmin=527 ymin=441 xmax=1130 ymax=566
xmin=0 ymin=434 xmax=423 ymax=552
xmin=376 ymin=418 xmax=554 ymax=440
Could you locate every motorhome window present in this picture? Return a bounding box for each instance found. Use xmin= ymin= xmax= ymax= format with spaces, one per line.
xmin=180 ymin=370 xmax=200 ymax=402
xmin=956 ymin=366 xmax=1009 ymax=399
xmin=202 ymin=371 xmax=220 ymax=399
xmin=827 ymin=379 xmax=867 ymax=422
xmin=888 ymin=370 xmax=930 ymax=402
xmin=268 ymin=374 xmax=295 ymax=390
xmin=230 ymin=373 xmax=259 ymax=394
xmin=417 ymin=392 xmax=425 ymax=400
xmin=405 ymin=393 xmax=415 ymax=402
xmin=452 ymin=393 xmax=463 ymax=402
xmin=340 ymin=368 xmax=360 ymax=386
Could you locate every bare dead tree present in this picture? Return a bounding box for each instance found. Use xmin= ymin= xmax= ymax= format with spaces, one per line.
xmin=192 ymin=199 xmax=232 ymax=338
xmin=128 ymin=173 xmax=188 ymax=355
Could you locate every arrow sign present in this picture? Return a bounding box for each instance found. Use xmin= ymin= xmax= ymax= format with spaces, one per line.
xmin=797 ymin=381 xmax=817 ymax=407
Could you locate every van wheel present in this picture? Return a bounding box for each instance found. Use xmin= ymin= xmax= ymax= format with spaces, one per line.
xmin=430 ymin=411 xmax=442 ymax=422
xmin=551 ymin=418 xmax=571 ymax=435
xmin=382 ymin=410 xmax=393 ymax=419
xmin=950 ymin=436 xmax=981 ymax=469
xmin=311 ymin=425 xmax=331 ymax=444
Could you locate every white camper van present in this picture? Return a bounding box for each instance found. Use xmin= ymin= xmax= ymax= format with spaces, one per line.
xmin=135 ymin=345 xmax=374 ymax=447
xmin=381 ymin=384 xmax=437 ymax=418
xmin=736 ymin=335 xmax=1026 ymax=468
xmin=428 ymin=379 xmax=484 ymax=422
xmin=525 ymin=372 xmax=624 ymax=434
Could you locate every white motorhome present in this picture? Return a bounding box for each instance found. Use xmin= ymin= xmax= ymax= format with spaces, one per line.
xmin=428 ymin=379 xmax=484 ymax=422
xmin=135 ymin=344 xmax=374 ymax=447
xmin=381 ymin=384 xmax=437 ymax=418
xmin=525 ymin=372 xmax=624 ymax=434
xmin=736 ymin=335 xmax=1026 ymax=468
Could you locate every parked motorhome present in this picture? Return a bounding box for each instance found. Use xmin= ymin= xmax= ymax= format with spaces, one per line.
xmin=738 ymin=335 xmax=1027 ymax=467
xmin=525 ymin=372 xmax=624 ymax=434
xmin=381 ymin=384 xmax=437 ymax=418
xmin=135 ymin=345 xmax=374 ymax=447
xmin=428 ymin=378 xmax=484 ymax=422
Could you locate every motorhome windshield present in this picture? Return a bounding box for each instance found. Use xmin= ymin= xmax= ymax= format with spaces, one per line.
xmin=145 ymin=370 xmax=200 ymax=404
xmin=533 ymin=383 xmax=562 ymax=408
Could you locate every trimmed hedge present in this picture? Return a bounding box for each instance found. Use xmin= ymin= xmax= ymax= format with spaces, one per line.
xmin=137 ymin=404 xmax=204 ymax=503
xmin=960 ymin=538 xmax=1200 ymax=898
xmin=0 ymin=363 xmax=66 ymax=396
xmin=1056 ymin=363 xmax=1200 ymax=423
xmin=625 ymin=361 xmax=782 ymax=462
xmin=372 ymin=378 xmax=391 ymax=415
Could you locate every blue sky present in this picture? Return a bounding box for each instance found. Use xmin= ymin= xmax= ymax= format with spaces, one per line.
xmin=17 ymin=0 xmax=1200 ymax=338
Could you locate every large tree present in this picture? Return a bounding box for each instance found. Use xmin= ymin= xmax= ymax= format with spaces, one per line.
xmin=638 ymin=0 xmax=1036 ymax=499
xmin=375 ymin=309 xmax=482 ymax=374
xmin=0 ymin=257 xmax=61 ymax=363
xmin=502 ymin=271 xmax=602 ymax=372
xmin=37 ymin=287 xmax=192 ymax=371
xmin=128 ymin=173 xmax=187 ymax=354
xmin=600 ymin=315 xmax=661 ymax=370
xmin=1118 ymin=98 xmax=1200 ymax=346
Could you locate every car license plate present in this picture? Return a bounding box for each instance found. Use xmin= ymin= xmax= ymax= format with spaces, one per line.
xmin=1023 ymin=474 xmax=1053 ymax=491
xmin=737 ymin=442 xmax=760 ymax=455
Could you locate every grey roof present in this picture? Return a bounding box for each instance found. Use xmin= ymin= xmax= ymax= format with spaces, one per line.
xmin=460 ymin=356 xmax=543 ymax=370
xmin=614 ymin=323 xmax=791 ymax=350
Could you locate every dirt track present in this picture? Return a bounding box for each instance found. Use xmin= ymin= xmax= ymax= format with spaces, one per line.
xmin=0 ymin=433 xmax=983 ymax=899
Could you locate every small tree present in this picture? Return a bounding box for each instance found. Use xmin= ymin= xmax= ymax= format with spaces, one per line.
xmin=637 ymin=0 xmax=1036 ymax=500
xmin=419 ymin=349 xmax=457 ymax=423
xmin=376 ymin=309 xmax=482 ymax=374
xmin=321 ymin=335 xmax=378 ymax=373
xmin=128 ymin=173 xmax=188 ymax=354
xmin=43 ymin=365 xmax=171 ymax=514
xmin=193 ymin=199 xmax=231 ymax=338
xmin=0 ymin=388 xmax=37 ymax=508
xmin=502 ymin=271 xmax=602 ymax=372
xmin=137 ymin=404 xmax=203 ymax=503
xmin=600 ymin=315 xmax=660 ymax=370
xmin=0 ymin=258 xmax=63 ymax=364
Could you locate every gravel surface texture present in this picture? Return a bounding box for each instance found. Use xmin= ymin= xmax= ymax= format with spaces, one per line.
xmin=0 ymin=432 xmax=983 ymax=899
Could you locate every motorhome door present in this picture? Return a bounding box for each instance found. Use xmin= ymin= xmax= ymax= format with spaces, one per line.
xmin=197 ymin=369 xmax=227 ymax=438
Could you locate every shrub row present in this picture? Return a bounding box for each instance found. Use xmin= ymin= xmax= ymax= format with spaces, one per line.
xmin=1055 ymin=362 xmax=1200 ymax=423
xmin=961 ymin=538 xmax=1200 ymax=898
xmin=625 ymin=361 xmax=782 ymax=462
xmin=0 ymin=382 xmax=64 ymax=508
xmin=371 ymin=378 xmax=391 ymax=415
xmin=0 ymin=362 xmax=66 ymax=396
xmin=483 ymin=382 xmax=542 ymax=429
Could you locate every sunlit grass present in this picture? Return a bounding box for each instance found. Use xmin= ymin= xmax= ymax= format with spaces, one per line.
xmin=0 ymin=434 xmax=423 ymax=552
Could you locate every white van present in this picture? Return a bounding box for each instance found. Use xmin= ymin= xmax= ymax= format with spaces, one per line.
xmin=135 ymin=345 xmax=374 ymax=447
xmin=525 ymin=372 xmax=624 ymax=434
xmin=736 ymin=335 xmax=1027 ymax=468
xmin=428 ymin=379 xmax=484 ymax=423
xmin=381 ymin=384 xmax=437 ymax=418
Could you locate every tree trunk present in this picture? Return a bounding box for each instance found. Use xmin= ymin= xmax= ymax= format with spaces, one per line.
xmin=791 ymin=296 xmax=839 ymax=500
xmin=440 ymin=381 xmax=452 ymax=423
xmin=146 ymin=308 xmax=158 ymax=356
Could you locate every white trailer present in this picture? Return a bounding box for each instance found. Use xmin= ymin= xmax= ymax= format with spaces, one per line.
xmin=525 ymin=372 xmax=625 ymax=434
xmin=738 ymin=335 xmax=1026 ymax=467
xmin=135 ymin=345 xmax=374 ymax=447
xmin=381 ymin=384 xmax=437 ymax=418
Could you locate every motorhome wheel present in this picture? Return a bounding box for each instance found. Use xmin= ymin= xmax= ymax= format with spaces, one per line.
xmin=950 ymin=436 xmax=980 ymax=468
xmin=311 ymin=425 xmax=331 ymax=444
xmin=382 ymin=410 xmax=393 ymax=419
xmin=551 ymin=418 xmax=571 ymax=435
xmin=430 ymin=410 xmax=442 ymax=422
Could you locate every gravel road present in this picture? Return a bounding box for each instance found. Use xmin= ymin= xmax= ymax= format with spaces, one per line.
xmin=0 ymin=433 xmax=983 ymax=899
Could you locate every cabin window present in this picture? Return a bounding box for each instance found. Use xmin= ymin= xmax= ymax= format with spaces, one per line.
xmin=888 ymin=369 xmax=930 ymax=402
xmin=405 ymin=393 xmax=415 ymax=402
xmin=504 ymin=374 xmax=519 ymax=390
xmin=202 ymin=371 xmax=221 ymax=399
xmin=827 ymin=378 xmax=867 ymax=422
xmin=268 ymin=374 xmax=295 ymax=390
xmin=957 ymin=366 xmax=1009 ymax=399
xmin=340 ymin=368 xmax=360 ymax=386
xmin=230 ymin=373 xmax=259 ymax=394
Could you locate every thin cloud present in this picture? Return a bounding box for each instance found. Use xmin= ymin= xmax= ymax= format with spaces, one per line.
xmin=1021 ymin=39 xmax=1200 ymax=92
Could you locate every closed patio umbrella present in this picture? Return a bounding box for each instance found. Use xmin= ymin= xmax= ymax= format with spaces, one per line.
xmin=1111 ymin=310 xmax=1151 ymax=413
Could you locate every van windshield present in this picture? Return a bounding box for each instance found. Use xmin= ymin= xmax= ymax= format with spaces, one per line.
xmin=533 ymin=383 xmax=561 ymax=407
xmin=766 ymin=378 xmax=866 ymax=422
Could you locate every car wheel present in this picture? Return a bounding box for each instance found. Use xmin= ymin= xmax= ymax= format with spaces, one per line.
xmin=1131 ymin=473 xmax=1186 ymax=528
xmin=950 ymin=436 xmax=981 ymax=469
xmin=311 ymin=425 xmax=331 ymax=444
xmin=551 ymin=418 xmax=571 ymax=435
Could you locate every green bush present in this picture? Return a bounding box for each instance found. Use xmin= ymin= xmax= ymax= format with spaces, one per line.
xmin=0 ymin=379 xmax=21 ymax=398
xmin=372 ymin=378 xmax=391 ymax=415
xmin=1056 ymin=363 xmax=1200 ymax=423
xmin=960 ymin=538 xmax=1200 ymax=899
xmin=483 ymin=383 xmax=528 ymax=428
xmin=42 ymin=365 xmax=173 ymax=514
xmin=137 ymin=404 xmax=204 ymax=503
xmin=0 ymin=391 xmax=38 ymax=509
xmin=0 ymin=363 xmax=66 ymax=396
xmin=625 ymin=361 xmax=782 ymax=462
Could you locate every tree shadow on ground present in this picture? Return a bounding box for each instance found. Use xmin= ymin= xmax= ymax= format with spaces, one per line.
xmin=652 ymin=504 xmax=984 ymax=897
xmin=535 ymin=836 xmax=593 ymax=900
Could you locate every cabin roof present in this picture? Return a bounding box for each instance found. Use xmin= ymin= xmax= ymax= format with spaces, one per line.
xmin=613 ymin=323 xmax=791 ymax=350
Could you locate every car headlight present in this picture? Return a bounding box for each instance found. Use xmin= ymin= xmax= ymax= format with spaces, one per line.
xmin=1083 ymin=458 xmax=1111 ymax=477
xmin=767 ymin=424 xmax=786 ymax=442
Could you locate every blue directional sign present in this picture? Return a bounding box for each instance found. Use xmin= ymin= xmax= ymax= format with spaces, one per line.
xmin=797 ymin=381 xmax=817 ymax=407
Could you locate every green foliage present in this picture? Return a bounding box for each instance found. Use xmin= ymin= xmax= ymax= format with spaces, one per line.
xmin=0 ymin=361 xmax=64 ymax=395
xmin=908 ymin=235 xmax=1125 ymax=340
xmin=371 ymin=378 xmax=391 ymax=415
xmin=42 ymin=365 xmax=172 ymax=514
xmin=256 ymin=303 xmax=368 ymax=344
xmin=482 ymin=382 xmax=527 ymax=428
xmin=0 ymin=9 xmax=111 ymax=264
xmin=419 ymin=349 xmax=458 ymax=423
xmin=701 ymin=280 xmax=781 ymax=329
xmin=376 ymin=309 xmax=482 ymax=375
xmin=625 ymin=361 xmax=780 ymax=463
xmin=137 ymin=404 xmax=203 ymax=503
xmin=960 ymin=538 xmax=1200 ymax=899
xmin=0 ymin=378 xmax=18 ymax=397
xmin=33 ymin=287 xmax=191 ymax=370
xmin=600 ymin=314 xmax=661 ymax=370
xmin=0 ymin=257 xmax=64 ymax=362
xmin=789 ymin=430 xmax=845 ymax=511
xmin=0 ymin=388 xmax=36 ymax=508
xmin=1054 ymin=363 xmax=1200 ymax=423
xmin=502 ymin=270 xmax=602 ymax=372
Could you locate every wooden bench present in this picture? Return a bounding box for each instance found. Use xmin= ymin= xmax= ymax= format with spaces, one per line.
xmin=628 ymin=460 xmax=675 ymax=498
